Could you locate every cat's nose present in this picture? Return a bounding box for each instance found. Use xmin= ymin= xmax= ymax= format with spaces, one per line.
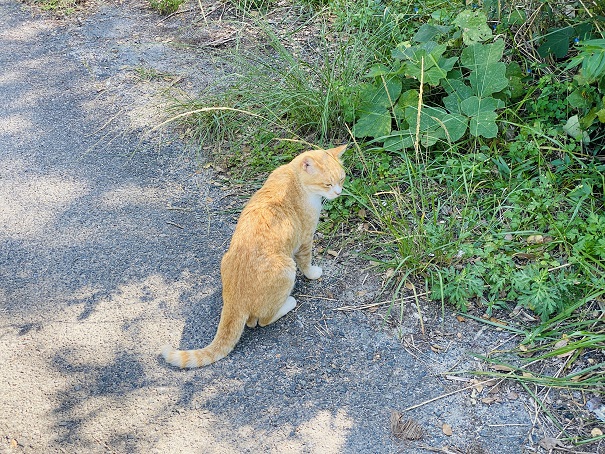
xmin=334 ymin=186 xmax=342 ymax=195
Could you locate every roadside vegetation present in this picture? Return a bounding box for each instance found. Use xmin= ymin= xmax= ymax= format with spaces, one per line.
xmin=164 ymin=0 xmax=605 ymax=446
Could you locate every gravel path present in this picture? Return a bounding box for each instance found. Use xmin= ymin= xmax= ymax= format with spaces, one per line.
xmin=1 ymin=1 xmax=533 ymax=452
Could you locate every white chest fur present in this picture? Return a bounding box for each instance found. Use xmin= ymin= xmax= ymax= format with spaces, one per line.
xmin=308 ymin=193 xmax=323 ymax=215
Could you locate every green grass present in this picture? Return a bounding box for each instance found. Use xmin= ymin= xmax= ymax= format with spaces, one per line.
xmin=28 ymin=0 xmax=80 ymax=14
xmin=148 ymin=0 xmax=185 ymax=15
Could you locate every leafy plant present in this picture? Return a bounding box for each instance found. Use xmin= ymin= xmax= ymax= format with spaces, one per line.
xmin=149 ymin=0 xmax=184 ymax=15
xmin=350 ymin=10 xmax=512 ymax=149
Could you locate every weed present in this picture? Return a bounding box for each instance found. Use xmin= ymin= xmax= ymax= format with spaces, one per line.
xmin=29 ymin=0 xmax=81 ymax=14
xmin=149 ymin=0 xmax=184 ymax=15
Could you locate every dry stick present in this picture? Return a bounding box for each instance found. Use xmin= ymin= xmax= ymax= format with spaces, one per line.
xmin=334 ymin=292 xmax=430 ymax=311
xmin=412 ymin=284 xmax=425 ymax=335
xmin=159 ymin=7 xmax=195 ymax=23
xmin=297 ymin=294 xmax=338 ymax=301
xmin=416 ymin=447 xmax=459 ymax=454
xmin=197 ymin=0 xmax=209 ymax=26
xmin=414 ymin=56 xmax=424 ymax=161
xmin=401 ymin=376 xmax=513 ymax=412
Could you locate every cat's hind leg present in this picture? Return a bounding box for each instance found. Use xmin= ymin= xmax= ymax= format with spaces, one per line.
xmin=261 ymin=296 xmax=296 ymax=326
xmin=258 ymin=260 xmax=296 ymax=327
xmin=246 ymin=316 xmax=258 ymax=328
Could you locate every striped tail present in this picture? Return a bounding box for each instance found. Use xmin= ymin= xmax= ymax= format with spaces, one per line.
xmin=162 ymin=311 xmax=247 ymax=369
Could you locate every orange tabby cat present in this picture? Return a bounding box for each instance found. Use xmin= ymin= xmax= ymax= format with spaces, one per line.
xmin=162 ymin=144 xmax=347 ymax=368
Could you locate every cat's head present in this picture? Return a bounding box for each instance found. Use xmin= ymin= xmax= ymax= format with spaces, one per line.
xmin=298 ymin=144 xmax=347 ymax=200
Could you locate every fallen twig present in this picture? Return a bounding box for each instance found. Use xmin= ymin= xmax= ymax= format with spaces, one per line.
xmin=334 ymin=292 xmax=429 ymax=311
xmin=401 ymin=376 xmax=513 ymax=412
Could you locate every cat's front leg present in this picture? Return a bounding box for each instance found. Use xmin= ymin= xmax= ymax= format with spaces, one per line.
xmin=295 ymin=240 xmax=322 ymax=280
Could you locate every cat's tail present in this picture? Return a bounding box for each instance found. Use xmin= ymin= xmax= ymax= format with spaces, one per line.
xmin=161 ymin=310 xmax=247 ymax=369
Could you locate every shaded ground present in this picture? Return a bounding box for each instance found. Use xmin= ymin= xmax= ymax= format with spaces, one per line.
xmin=0 ymin=1 xmax=539 ymax=452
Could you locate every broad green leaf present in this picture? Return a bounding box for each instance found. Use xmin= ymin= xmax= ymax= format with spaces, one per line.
xmin=566 ymin=88 xmax=591 ymax=109
xmin=395 ymin=42 xmax=455 ymax=86
xmin=392 ymin=41 xmax=447 ymax=66
xmin=365 ymin=64 xmax=393 ymax=78
xmin=439 ymin=56 xmax=458 ymax=73
xmin=506 ymin=62 xmax=524 ymax=78
xmin=507 ymin=76 xmax=524 ymax=100
xmin=413 ymin=24 xmax=452 ymax=43
xmin=581 ymin=107 xmax=599 ymax=129
xmin=443 ymin=80 xmax=473 ymax=114
xmin=468 ymin=112 xmax=498 ymax=138
xmin=537 ymin=27 xmax=574 ymax=59
xmin=461 ymin=40 xmax=509 ymax=97
xmin=353 ymin=108 xmax=392 ymax=138
xmin=403 ymin=106 xmax=468 ymax=145
xmin=582 ymin=50 xmax=605 ymax=83
xmin=384 ymin=130 xmax=415 ymax=151
xmin=563 ymin=115 xmax=590 ymax=143
xmin=506 ymin=62 xmax=525 ymax=99
xmin=507 ymin=10 xmax=527 ymax=26
xmin=460 ymin=96 xmax=504 ymax=116
xmin=439 ymin=113 xmax=468 ymax=142
xmin=358 ymin=77 xmax=402 ymax=111
xmin=460 ymin=96 xmax=504 ymax=138
xmin=404 ymin=105 xmax=447 ymax=130
xmin=394 ymin=89 xmax=419 ymax=120
xmin=461 ymin=39 xmax=505 ymax=66
xmin=453 ymin=10 xmax=492 ymax=45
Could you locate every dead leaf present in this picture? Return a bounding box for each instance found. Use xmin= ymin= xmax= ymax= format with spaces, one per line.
xmin=554 ymin=338 xmax=569 ymax=349
xmin=404 ymin=281 xmax=415 ymax=290
xmin=504 ymin=233 xmax=513 ymax=241
xmin=431 ymin=344 xmax=445 ymax=353
xmin=491 ymin=364 xmax=515 ymax=372
xmin=489 ymin=317 xmax=507 ymax=325
xmin=327 ymin=249 xmax=339 ymax=257
xmin=442 ymin=423 xmax=453 ymax=436
xmin=357 ymin=209 xmax=366 ymax=219
xmin=527 ymin=234 xmax=544 ymax=244
xmin=522 ymin=372 xmax=533 ymax=378
xmin=456 ymin=315 xmax=466 ymax=322
xmin=470 ymin=379 xmax=484 ymax=392
xmin=518 ymin=344 xmax=529 ymax=352
xmin=390 ymin=411 xmax=424 ymax=440
xmin=9 ymin=439 xmax=18 ymax=449
xmin=488 ymin=383 xmax=502 ymax=394
xmin=557 ymin=349 xmax=575 ymax=358
xmin=385 ymin=268 xmax=395 ymax=279
xmin=591 ymin=428 xmax=603 ymax=437
xmin=481 ymin=397 xmax=497 ymax=404
xmin=539 ymin=437 xmax=563 ymax=450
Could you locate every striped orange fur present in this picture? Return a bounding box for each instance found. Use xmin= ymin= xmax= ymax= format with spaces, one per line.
xmin=162 ymin=145 xmax=347 ymax=368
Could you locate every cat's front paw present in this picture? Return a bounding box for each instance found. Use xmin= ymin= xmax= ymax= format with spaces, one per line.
xmin=304 ymin=265 xmax=323 ymax=280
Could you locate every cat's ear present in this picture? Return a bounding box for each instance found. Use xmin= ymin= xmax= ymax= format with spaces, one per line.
xmin=328 ymin=144 xmax=347 ymax=159
xmin=302 ymin=156 xmax=318 ymax=174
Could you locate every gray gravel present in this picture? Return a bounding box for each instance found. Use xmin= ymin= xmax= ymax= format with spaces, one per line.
xmin=1 ymin=1 xmax=533 ymax=452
